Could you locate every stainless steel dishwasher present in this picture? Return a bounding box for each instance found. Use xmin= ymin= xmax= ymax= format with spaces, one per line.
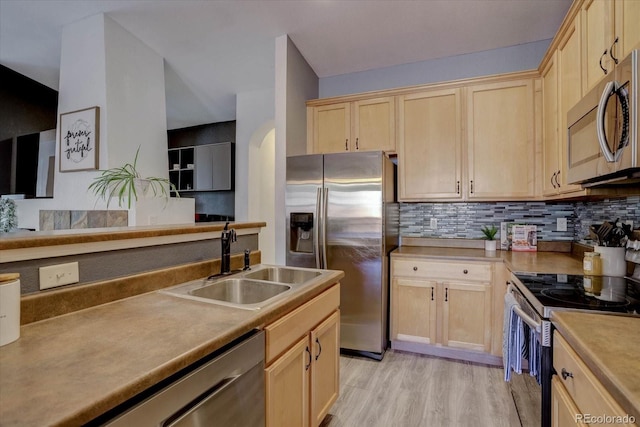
xmin=102 ymin=330 xmax=265 ymax=427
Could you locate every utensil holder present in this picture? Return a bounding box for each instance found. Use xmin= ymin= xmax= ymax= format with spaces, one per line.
xmin=594 ymin=246 xmax=627 ymax=277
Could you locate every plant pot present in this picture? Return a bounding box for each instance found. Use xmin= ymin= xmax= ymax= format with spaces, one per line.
xmin=484 ymin=240 xmax=497 ymax=252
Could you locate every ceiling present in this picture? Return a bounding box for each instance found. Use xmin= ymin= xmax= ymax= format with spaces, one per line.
xmin=0 ymin=0 xmax=572 ymax=129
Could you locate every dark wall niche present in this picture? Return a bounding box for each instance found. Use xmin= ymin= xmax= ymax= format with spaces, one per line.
xmin=0 ymin=65 xmax=58 ymax=197
xmin=0 ymin=65 xmax=58 ymax=141
xmin=167 ymin=121 xmax=236 ymax=221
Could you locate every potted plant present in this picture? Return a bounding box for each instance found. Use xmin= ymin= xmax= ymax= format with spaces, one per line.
xmin=89 ymin=147 xmax=178 ymax=208
xmin=0 ymin=198 xmax=18 ymax=233
xmin=481 ymin=225 xmax=498 ymax=251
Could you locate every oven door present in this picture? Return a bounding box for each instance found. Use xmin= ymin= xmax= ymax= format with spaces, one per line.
xmin=507 ymin=281 xmax=554 ymax=427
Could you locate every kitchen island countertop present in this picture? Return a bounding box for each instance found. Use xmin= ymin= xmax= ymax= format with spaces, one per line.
xmin=0 ymin=266 xmax=343 ymax=426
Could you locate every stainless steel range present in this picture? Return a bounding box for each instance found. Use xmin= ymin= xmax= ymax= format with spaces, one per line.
xmin=508 ymin=272 xmax=640 ymax=427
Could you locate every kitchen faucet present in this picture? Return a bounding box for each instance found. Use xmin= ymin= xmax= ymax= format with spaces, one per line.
xmin=220 ymin=222 xmax=236 ymax=275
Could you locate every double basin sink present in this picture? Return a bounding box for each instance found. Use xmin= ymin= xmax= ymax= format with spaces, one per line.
xmin=160 ymin=265 xmax=323 ymax=310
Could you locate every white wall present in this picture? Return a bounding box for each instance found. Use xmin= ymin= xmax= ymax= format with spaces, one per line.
xmin=15 ymin=14 xmax=191 ymax=229
xmin=274 ymin=35 xmax=319 ymax=264
xmin=319 ymin=39 xmax=551 ymax=98
xmin=36 ymin=129 xmax=56 ymax=197
xmin=235 ymin=88 xmax=275 ymax=221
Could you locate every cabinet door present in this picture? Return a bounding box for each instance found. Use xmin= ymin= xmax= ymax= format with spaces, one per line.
xmin=551 ymin=375 xmax=587 ymax=427
xmin=582 ymin=0 xmax=615 ymax=93
xmin=397 ymin=89 xmax=462 ymax=200
xmin=467 ymin=79 xmax=536 ymax=199
xmin=265 ymin=336 xmax=310 ymax=427
xmin=616 ymin=0 xmax=640 ymax=59
xmin=353 ymin=97 xmax=396 ymax=152
xmin=542 ymin=53 xmax=560 ymax=197
xmin=441 ymin=281 xmax=492 ymax=352
xmin=558 ymin=17 xmax=585 ymax=193
xmin=310 ymin=310 xmax=340 ymax=427
xmin=313 ymin=103 xmax=351 ymax=154
xmin=391 ymin=278 xmax=437 ymax=344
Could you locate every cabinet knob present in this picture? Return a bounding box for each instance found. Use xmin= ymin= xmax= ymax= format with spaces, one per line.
xmin=463 ymin=269 xmax=468 ymax=274
xmin=561 ymin=368 xmax=573 ymax=380
xmin=413 ymin=266 xmax=418 ymax=271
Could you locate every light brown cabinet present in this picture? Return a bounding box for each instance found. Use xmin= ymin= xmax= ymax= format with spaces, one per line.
xmin=264 ymin=284 xmax=340 ymax=427
xmin=308 ymin=97 xmax=395 ymax=154
xmin=391 ymin=258 xmax=493 ymax=358
xmin=397 ymin=88 xmax=463 ymax=200
xmin=466 ymin=79 xmax=537 ymax=199
xmin=542 ymin=16 xmax=585 ymax=197
xmin=398 ymin=76 xmax=538 ymax=202
xmin=552 ymin=333 xmax=634 ymax=426
xmin=582 ymin=0 xmax=640 ymax=94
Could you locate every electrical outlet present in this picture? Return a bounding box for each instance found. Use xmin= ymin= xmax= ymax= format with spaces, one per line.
xmin=430 ymin=218 xmax=438 ymax=229
xmin=39 ymin=262 xmax=79 ymax=290
xmin=557 ymin=218 xmax=567 ymax=232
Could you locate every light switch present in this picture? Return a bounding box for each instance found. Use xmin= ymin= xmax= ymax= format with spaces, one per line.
xmin=39 ymin=262 xmax=80 ymax=290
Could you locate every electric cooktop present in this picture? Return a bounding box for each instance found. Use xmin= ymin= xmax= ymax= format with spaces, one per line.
xmin=513 ymin=273 xmax=640 ymax=315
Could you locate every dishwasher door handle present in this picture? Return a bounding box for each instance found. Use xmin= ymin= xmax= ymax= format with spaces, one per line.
xmin=163 ymin=375 xmax=242 ymax=427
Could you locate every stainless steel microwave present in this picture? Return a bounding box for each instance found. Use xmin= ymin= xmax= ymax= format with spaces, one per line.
xmin=567 ymin=49 xmax=639 ymax=186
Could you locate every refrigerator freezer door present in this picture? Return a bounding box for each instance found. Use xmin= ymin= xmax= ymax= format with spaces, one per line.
xmin=286 ymin=155 xmax=323 ymax=268
xmin=324 ymin=152 xmax=385 ymax=354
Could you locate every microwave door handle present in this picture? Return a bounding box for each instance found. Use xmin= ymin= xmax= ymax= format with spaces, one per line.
xmin=597 ymin=81 xmax=618 ymax=163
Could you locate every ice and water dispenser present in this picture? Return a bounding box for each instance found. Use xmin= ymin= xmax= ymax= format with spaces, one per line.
xmin=289 ymin=213 xmax=314 ymax=253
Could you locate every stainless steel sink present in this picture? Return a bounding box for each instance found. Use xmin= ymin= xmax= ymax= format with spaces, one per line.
xmin=243 ymin=267 xmax=321 ymax=284
xmin=189 ymin=279 xmax=290 ymax=305
xmin=160 ymin=265 xmax=328 ymax=310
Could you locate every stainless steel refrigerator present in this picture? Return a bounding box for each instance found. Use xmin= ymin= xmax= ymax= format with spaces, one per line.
xmin=286 ymin=151 xmax=398 ymax=359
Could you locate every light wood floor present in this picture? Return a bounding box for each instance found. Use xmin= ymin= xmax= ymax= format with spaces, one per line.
xmin=321 ymin=350 xmax=540 ymax=427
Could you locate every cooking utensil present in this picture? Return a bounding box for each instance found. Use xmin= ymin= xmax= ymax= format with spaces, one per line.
xmin=596 ymin=221 xmax=614 ymax=245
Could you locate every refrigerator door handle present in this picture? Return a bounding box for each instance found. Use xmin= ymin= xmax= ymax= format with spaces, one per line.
xmin=322 ymin=187 xmax=329 ymax=269
xmin=315 ymin=187 xmax=322 ymax=269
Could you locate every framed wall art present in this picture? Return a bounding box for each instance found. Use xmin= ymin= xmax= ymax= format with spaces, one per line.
xmin=59 ymin=106 xmax=100 ymax=172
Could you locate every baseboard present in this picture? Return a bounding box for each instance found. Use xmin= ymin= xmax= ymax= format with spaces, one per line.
xmin=391 ymin=340 xmax=503 ymax=366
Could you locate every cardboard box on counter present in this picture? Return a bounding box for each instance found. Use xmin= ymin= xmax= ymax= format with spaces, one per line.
xmin=512 ymin=225 xmax=537 ymax=252
xmin=501 ymin=222 xmax=521 ymax=251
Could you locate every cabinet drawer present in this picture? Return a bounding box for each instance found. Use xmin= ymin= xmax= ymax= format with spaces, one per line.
xmin=265 ymin=284 xmax=340 ymax=365
xmin=553 ymin=333 xmax=630 ymax=423
xmin=392 ymin=259 xmax=491 ymax=282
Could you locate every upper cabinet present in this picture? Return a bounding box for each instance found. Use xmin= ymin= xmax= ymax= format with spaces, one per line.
xmin=582 ymin=0 xmax=640 ymax=94
xmin=398 ymin=89 xmax=462 ymax=200
xmin=466 ymin=79 xmax=536 ymax=200
xmin=308 ymin=97 xmax=395 ymax=154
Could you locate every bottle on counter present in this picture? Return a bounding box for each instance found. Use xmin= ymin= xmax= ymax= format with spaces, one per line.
xmin=583 ymin=252 xmax=602 ymax=296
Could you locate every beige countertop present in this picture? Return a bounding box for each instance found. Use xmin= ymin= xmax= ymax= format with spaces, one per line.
xmin=552 ymin=311 xmax=640 ymax=421
xmin=391 ymin=246 xmax=584 ymax=275
xmin=0 ymin=267 xmax=344 ymax=426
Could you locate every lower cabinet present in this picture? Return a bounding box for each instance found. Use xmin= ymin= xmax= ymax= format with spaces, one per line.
xmin=552 ymin=333 xmax=634 ymax=426
xmin=265 ymin=285 xmax=340 ymax=427
xmin=391 ymin=258 xmax=493 ymax=358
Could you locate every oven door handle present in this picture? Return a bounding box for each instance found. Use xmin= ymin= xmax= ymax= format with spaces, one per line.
xmin=507 ymin=283 xmax=542 ymax=334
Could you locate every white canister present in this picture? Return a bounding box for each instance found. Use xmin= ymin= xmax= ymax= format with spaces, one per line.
xmin=594 ymin=246 xmax=627 ymax=277
xmin=0 ymin=273 xmax=20 ymax=346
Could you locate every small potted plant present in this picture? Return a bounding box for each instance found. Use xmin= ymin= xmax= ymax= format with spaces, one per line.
xmin=481 ymin=225 xmax=498 ymax=252
xmin=89 ymin=146 xmax=178 ymax=209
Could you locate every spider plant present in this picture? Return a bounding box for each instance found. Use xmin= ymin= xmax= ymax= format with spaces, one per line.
xmin=480 ymin=225 xmax=498 ymax=241
xmin=89 ymin=146 xmax=178 ymax=208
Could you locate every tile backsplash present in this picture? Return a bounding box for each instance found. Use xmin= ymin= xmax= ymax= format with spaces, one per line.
xmin=399 ymin=196 xmax=639 ymax=242
xmin=40 ymin=210 xmax=128 ymax=231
